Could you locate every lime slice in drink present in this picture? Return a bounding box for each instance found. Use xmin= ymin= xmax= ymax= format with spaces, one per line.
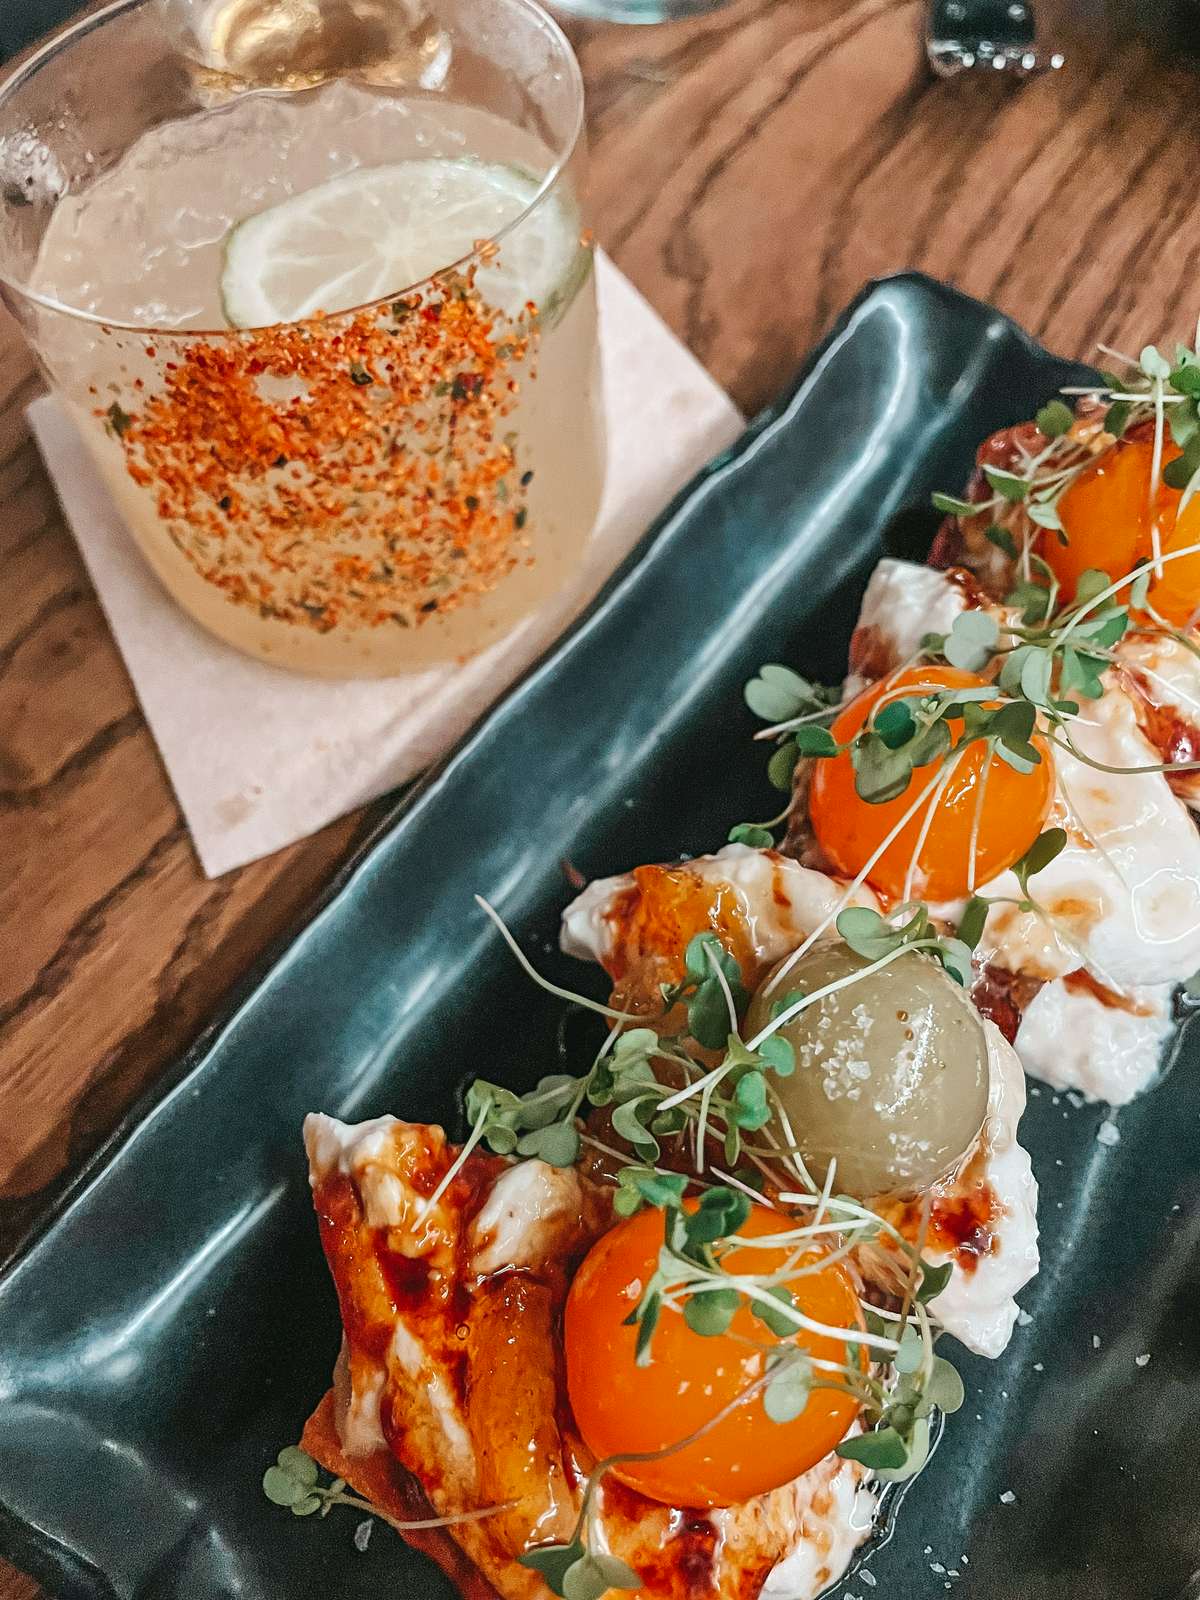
xmin=220 ymin=157 xmax=581 ymax=328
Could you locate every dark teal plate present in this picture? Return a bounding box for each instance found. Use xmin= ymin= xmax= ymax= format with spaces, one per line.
xmin=3 ymin=275 xmax=1197 ymax=1600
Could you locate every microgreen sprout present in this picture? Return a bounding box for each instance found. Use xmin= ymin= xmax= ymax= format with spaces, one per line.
xmin=262 ymin=1445 xmax=513 ymax=1532
xmin=732 ymin=668 xmax=842 ymax=844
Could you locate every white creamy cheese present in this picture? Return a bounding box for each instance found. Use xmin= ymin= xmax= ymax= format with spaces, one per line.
xmin=340 ymin=1364 xmax=387 ymax=1457
xmin=561 ymin=843 xmax=880 ymax=970
xmin=759 ymin=1461 xmax=878 ymax=1599
xmin=844 ymin=559 xmax=971 ymax=697
xmin=389 ymin=1320 xmax=474 ymax=1469
xmin=1117 ymin=630 xmax=1200 ymax=808
xmin=470 ymin=1160 xmax=587 ymax=1275
xmin=303 ymin=1112 xmax=416 ymax=1229
xmin=968 ymin=686 xmax=1200 ymax=990
xmin=304 ymin=1111 xmax=397 ymax=1180
xmin=925 ymin=1023 xmax=1039 ymax=1358
xmin=1015 ymin=978 xmax=1174 ymax=1104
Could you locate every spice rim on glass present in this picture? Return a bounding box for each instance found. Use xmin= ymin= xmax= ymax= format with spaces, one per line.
xmin=0 ymin=0 xmax=606 ymax=678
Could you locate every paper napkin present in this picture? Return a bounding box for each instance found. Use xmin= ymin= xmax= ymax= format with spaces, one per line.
xmin=28 ymin=253 xmax=742 ymax=876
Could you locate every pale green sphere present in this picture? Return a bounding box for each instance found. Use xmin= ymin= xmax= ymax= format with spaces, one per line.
xmin=745 ymin=944 xmax=990 ymax=1200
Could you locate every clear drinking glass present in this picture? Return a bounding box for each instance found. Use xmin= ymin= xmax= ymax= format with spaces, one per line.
xmin=0 ymin=0 xmax=605 ymax=677
xmin=548 ymin=1 xmax=728 ymax=18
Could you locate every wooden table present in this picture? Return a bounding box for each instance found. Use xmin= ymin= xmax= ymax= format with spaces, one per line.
xmin=0 ymin=1 xmax=1193 ymax=1593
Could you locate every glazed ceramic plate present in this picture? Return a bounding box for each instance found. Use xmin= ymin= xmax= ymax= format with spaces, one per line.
xmin=3 ymin=275 xmax=1198 ymax=1600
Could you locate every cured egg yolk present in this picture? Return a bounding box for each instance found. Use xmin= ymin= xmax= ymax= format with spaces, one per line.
xmin=808 ymin=665 xmax=1053 ymax=903
xmin=1043 ymin=436 xmax=1200 ymax=627
xmin=563 ymin=1204 xmax=861 ymax=1509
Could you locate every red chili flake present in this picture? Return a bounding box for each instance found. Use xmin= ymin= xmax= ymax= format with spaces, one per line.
xmin=94 ymin=263 xmax=540 ymax=634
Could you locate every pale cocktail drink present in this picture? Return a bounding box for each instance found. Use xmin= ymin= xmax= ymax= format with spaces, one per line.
xmin=1 ymin=0 xmax=603 ymax=676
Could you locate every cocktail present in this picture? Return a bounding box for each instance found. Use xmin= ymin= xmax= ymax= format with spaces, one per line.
xmin=0 ymin=0 xmax=604 ymax=676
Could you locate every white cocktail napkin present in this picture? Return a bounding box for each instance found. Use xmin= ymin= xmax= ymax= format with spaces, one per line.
xmin=28 ymin=252 xmax=742 ymax=876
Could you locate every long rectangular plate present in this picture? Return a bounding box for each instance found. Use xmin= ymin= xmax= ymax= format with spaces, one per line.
xmin=3 ymin=274 xmax=1196 ymax=1600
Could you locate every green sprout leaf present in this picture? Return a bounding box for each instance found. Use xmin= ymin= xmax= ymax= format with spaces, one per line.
xmin=1018 ymin=645 xmax=1053 ymax=706
xmin=931 ymin=491 xmax=978 ymax=518
xmin=893 ymin=1324 xmax=924 ymax=1375
xmin=745 ymin=665 xmax=823 ymax=723
xmin=1036 ymin=399 xmax=1074 ymax=438
xmin=263 ymin=1467 xmax=308 ymax=1508
xmin=1027 ymin=500 xmax=1064 ymax=534
xmin=873 ymin=1416 xmax=931 ymax=1484
xmin=873 ymin=699 xmax=916 ymax=749
xmin=613 ymin=1167 xmax=688 ymax=1218
xmin=767 ymin=739 xmax=800 ymax=791
xmin=927 ymin=1355 xmax=966 ymax=1414
xmin=1163 ymin=432 xmax=1200 ymax=491
xmin=757 ymin=1033 xmax=796 ymax=1077
xmin=957 ymin=896 xmax=990 ymax=951
xmin=731 ymin=1070 xmax=770 ymax=1130
xmin=1104 ymin=398 xmax=1131 ymax=438
xmin=751 ymin=1285 xmax=799 ymax=1338
xmin=984 ymin=523 xmax=1019 ymax=560
xmin=686 ymin=1186 xmax=752 ymax=1245
xmin=1170 ymin=362 xmax=1200 ymax=396
xmin=516 ymin=1122 xmax=581 ymax=1166
xmin=1058 ymin=644 xmax=1105 ymax=702
xmin=564 ymin=1553 xmax=641 ymax=1600
xmin=793 ymin=725 xmax=839 ymax=758
xmin=276 ymin=1447 xmax=319 ymax=1485
xmin=633 ymin=1289 xmax=661 ymax=1366
xmin=1141 ymin=344 xmax=1171 ymax=381
xmin=684 ymin=1287 xmax=740 ymax=1337
xmin=1011 ymin=827 xmax=1067 ymax=896
xmin=837 ymin=904 xmax=931 ymax=964
xmin=1169 ymin=400 xmax=1200 ymax=450
xmin=1007 ymin=577 xmax=1054 ymax=625
xmin=983 ymin=466 xmax=1029 ymax=503
xmin=1073 ymin=568 xmax=1113 ymax=608
xmin=944 ymin=609 xmax=999 ymax=672
xmin=763 ymin=1352 xmax=813 ymax=1423
xmin=851 ymin=737 xmax=916 ymax=805
xmin=519 ymin=1541 xmax=586 ymax=1594
xmin=837 ymin=1426 xmax=910 ymax=1470
xmin=836 ymin=905 xmax=898 ymax=961
xmin=688 ymin=977 xmax=734 ymax=1050
xmin=936 ymin=936 xmax=973 ymax=988
xmin=728 ymin=823 xmax=775 ymax=848
xmin=916 ymin=1258 xmax=954 ymax=1303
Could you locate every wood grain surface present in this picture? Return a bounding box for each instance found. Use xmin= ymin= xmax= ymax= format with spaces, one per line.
xmin=0 ymin=0 xmax=1193 ymax=1594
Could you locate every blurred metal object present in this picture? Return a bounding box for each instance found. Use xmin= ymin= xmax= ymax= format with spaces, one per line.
xmin=926 ymin=0 xmax=1066 ymax=78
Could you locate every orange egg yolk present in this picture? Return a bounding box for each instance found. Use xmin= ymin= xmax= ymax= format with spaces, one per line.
xmin=1044 ymin=436 xmax=1200 ymax=627
xmin=563 ymin=1204 xmax=861 ymax=1509
xmin=808 ymin=665 xmax=1053 ymax=903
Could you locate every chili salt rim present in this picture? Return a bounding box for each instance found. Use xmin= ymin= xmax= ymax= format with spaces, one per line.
xmin=0 ymin=0 xmax=586 ymax=335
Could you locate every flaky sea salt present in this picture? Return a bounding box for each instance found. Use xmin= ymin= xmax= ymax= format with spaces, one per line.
xmin=1017 ymin=1308 xmax=1033 ymax=1327
xmin=1135 ymin=1353 xmax=1151 ymax=1368
xmin=999 ymin=1490 xmax=1017 ymax=1505
xmin=1097 ymin=1119 xmax=1121 ymax=1147
xmin=354 ymin=1519 xmax=374 ymax=1552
